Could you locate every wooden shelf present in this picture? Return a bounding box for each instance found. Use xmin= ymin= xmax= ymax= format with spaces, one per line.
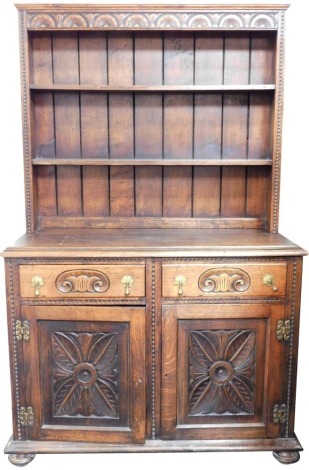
xmin=29 ymin=84 xmax=276 ymax=92
xmin=32 ymin=158 xmax=273 ymax=166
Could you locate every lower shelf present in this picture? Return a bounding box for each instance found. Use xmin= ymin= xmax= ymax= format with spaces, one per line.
xmin=5 ymin=435 xmax=303 ymax=454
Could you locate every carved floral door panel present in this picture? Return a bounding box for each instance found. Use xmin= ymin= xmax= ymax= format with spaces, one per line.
xmin=21 ymin=306 xmax=145 ymax=444
xmin=161 ymin=303 xmax=285 ymax=440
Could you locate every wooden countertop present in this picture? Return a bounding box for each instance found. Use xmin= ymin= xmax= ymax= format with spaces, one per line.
xmin=1 ymin=229 xmax=306 ymax=258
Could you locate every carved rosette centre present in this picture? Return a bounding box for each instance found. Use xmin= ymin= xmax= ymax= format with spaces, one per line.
xmin=209 ymin=361 xmax=234 ymax=385
xmin=74 ymin=363 xmax=98 ymax=388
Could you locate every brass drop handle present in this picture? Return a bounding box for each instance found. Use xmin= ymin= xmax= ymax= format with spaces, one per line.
xmin=263 ymin=274 xmax=278 ymax=292
xmin=121 ymin=275 xmax=134 ymax=296
xmin=174 ymin=275 xmax=187 ymax=296
xmin=31 ymin=276 xmax=44 ymax=297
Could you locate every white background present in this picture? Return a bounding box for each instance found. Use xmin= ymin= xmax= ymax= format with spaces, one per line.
xmin=0 ymin=0 xmax=308 ymax=469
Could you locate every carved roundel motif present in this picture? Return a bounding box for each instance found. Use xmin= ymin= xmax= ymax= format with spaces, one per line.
xmin=29 ymin=14 xmax=56 ymax=28
xmin=74 ymin=363 xmax=98 ymax=388
xmin=125 ymin=15 xmax=149 ymax=27
xmin=156 ymin=15 xmax=181 ymax=28
xmin=188 ymin=15 xmax=210 ymax=28
xmin=209 ymin=361 xmax=234 ymax=385
xmin=93 ymin=14 xmax=119 ymax=27
xmin=198 ymin=268 xmax=250 ymax=293
xmin=61 ymin=14 xmax=88 ymax=28
xmin=220 ymin=14 xmax=243 ymax=28
xmin=251 ymin=14 xmax=273 ymax=28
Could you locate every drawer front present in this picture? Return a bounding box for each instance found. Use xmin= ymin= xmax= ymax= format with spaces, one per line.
xmin=19 ymin=264 xmax=145 ymax=298
xmin=162 ymin=263 xmax=287 ymax=297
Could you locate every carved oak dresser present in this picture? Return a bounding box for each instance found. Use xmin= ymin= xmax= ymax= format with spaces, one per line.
xmin=2 ymin=3 xmax=306 ymax=466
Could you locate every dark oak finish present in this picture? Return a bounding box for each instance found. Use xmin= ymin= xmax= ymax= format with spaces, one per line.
xmin=162 ymin=304 xmax=284 ymax=440
xmin=1 ymin=3 xmax=305 ymax=467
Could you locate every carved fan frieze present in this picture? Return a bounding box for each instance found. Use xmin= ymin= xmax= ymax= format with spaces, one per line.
xmin=198 ymin=268 xmax=250 ymax=293
xmin=56 ymin=270 xmax=110 ymax=294
xmin=27 ymin=11 xmax=279 ymax=30
xmin=51 ymin=331 xmax=119 ymax=418
xmin=189 ymin=329 xmax=256 ymax=416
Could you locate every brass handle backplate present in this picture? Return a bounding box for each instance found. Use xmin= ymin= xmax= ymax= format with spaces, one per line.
xmin=31 ymin=276 xmax=44 ymax=297
xmin=174 ymin=275 xmax=187 ymax=296
xmin=121 ymin=275 xmax=134 ymax=296
xmin=263 ymin=274 xmax=278 ymax=292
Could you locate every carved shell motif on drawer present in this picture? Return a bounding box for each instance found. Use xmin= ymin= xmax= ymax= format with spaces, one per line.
xmin=198 ymin=268 xmax=251 ymax=293
xmin=55 ymin=270 xmax=110 ymax=294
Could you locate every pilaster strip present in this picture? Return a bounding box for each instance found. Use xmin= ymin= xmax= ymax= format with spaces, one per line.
xmin=9 ymin=262 xmax=22 ymax=440
xmin=19 ymin=11 xmax=32 ymax=234
xmin=285 ymin=259 xmax=297 ymax=437
xmin=151 ymin=261 xmax=156 ymax=439
xmin=272 ymin=10 xmax=285 ymax=233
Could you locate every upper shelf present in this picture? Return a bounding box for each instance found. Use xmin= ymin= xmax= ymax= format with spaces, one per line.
xmin=32 ymin=158 xmax=273 ymax=166
xmin=30 ymin=84 xmax=276 ymax=92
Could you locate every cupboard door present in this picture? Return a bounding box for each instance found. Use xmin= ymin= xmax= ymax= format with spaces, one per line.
xmin=21 ymin=306 xmax=145 ymax=444
xmin=162 ymin=303 xmax=284 ymax=440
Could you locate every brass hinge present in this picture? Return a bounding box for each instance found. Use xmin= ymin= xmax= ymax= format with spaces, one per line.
xmin=15 ymin=320 xmax=30 ymax=342
xmin=19 ymin=406 xmax=34 ymax=426
xmin=273 ymin=403 xmax=287 ymax=424
xmin=277 ymin=319 xmax=291 ymax=342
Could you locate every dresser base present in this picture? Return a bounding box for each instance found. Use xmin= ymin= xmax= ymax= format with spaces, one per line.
xmin=5 ymin=435 xmax=302 ymax=457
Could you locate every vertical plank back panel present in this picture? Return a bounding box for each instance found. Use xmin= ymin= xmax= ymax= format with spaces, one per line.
xmin=224 ymin=32 xmax=250 ymax=85
xmin=222 ymin=94 xmax=248 ymax=159
xmin=31 ymin=33 xmax=56 ymax=217
xmin=164 ymin=32 xmax=194 ymax=85
xmin=110 ymin=167 xmax=135 ymax=216
xmin=163 ymin=167 xmax=192 ymax=217
xmin=79 ymin=32 xmax=107 ymax=85
xmin=52 ymin=32 xmax=79 ymax=85
xmin=250 ymin=32 xmax=275 ymax=85
xmin=29 ymin=32 xmax=53 ymax=84
xmin=135 ymin=167 xmax=163 ymax=217
xmin=193 ymin=33 xmax=224 ymax=218
xmin=108 ymin=32 xmax=134 ymax=216
xmin=195 ymin=33 xmax=224 ymax=85
xmin=221 ymin=34 xmax=249 ymax=217
xmin=246 ymin=166 xmax=269 ymax=218
xmin=108 ymin=32 xmax=134 ymax=86
xmin=164 ymin=94 xmax=193 ymax=160
xmin=194 ymin=94 xmax=222 ymax=159
xmin=135 ymin=33 xmax=163 ymax=159
xmin=28 ymin=29 xmax=275 ymax=228
xmin=135 ymin=33 xmax=163 ymax=216
xmin=163 ymin=32 xmax=193 ymax=217
xmin=108 ymin=32 xmax=134 ymax=159
xmin=221 ymin=167 xmax=246 ymax=217
xmin=79 ymin=32 xmax=109 ymax=216
xmin=53 ymin=33 xmax=82 ymax=216
xmin=193 ymin=167 xmax=221 ymax=217
xmin=80 ymin=92 xmax=109 ymax=216
xmin=134 ymin=32 xmax=163 ymax=86
xmin=248 ymin=93 xmax=272 ymax=159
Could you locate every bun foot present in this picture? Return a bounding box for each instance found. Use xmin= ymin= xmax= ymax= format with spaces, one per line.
xmin=273 ymin=451 xmax=300 ymax=464
xmin=8 ymin=454 xmax=36 ymax=467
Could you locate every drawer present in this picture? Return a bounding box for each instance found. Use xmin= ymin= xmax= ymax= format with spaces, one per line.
xmin=162 ymin=263 xmax=287 ymax=298
xmin=19 ymin=264 xmax=145 ymax=298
